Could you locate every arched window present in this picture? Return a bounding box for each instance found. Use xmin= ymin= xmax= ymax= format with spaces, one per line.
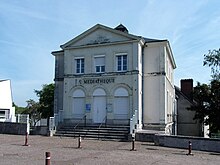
xmin=114 ymin=87 xmax=129 ymax=119
xmin=72 ymin=89 xmax=85 ymax=118
xmin=92 ymin=88 xmax=106 ymax=123
xmin=93 ymin=88 xmax=106 ymax=96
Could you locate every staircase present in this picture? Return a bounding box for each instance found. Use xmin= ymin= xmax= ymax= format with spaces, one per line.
xmin=55 ymin=124 xmax=130 ymax=141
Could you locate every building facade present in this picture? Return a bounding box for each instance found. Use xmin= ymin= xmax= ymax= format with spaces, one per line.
xmin=0 ymin=80 xmax=16 ymax=122
xmin=175 ymin=79 xmax=204 ymax=137
xmin=52 ymin=24 xmax=176 ymax=134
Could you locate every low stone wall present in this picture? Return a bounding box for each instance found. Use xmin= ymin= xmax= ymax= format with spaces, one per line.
xmin=0 ymin=122 xmax=27 ymax=135
xmin=30 ymin=126 xmax=48 ymax=136
xmin=136 ymin=132 xmax=220 ymax=153
xmin=154 ymin=135 xmax=220 ymax=153
xmin=136 ymin=132 xmax=155 ymax=142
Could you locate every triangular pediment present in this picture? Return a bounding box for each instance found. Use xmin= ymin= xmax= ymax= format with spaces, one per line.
xmin=61 ymin=24 xmax=141 ymax=49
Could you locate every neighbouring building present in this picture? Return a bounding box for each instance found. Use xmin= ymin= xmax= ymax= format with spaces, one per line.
xmin=0 ymin=80 xmax=16 ymax=122
xmin=175 ymin=79 xmax=209 ymax=137
xmin=52 ymin=24 xmax=176 ymax=134
xmin=175 ymin=79 xmax=202 ymax=136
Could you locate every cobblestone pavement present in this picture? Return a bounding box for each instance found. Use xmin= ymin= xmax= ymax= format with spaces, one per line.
xmin=0 ymin=134 xmax=220 ymax=165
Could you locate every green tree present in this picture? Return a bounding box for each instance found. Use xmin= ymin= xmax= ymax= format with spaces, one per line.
xmin=189 ymin=48 xmax=220 ymax=135
xmin=35 ymin=83 xmax=55 ymax=119
xmin=203 ymin=48 xmax=220 ymax=80
xmin=13 ymin=102 xmax=27 ymax=114
xmin=189 ymin=80 xmax=220 ymax=134
xmin=23 ymin=99 xmax=41 ymax=126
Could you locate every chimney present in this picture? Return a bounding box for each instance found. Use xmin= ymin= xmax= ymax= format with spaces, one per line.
xmin=180 ymin=79 xmax=193 ymax=100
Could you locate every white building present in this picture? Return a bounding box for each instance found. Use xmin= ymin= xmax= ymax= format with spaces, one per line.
xmin=52 ymin=24 xmax=176 ymax=134
xmin=0 ymin=80 xmax=16 ymax=122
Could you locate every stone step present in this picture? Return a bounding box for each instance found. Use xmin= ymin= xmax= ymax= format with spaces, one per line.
xmin=57 ymin=130 xmax=128 ymax=134
xmin=56 ymin=130 xmax=128 ymax=136
xmin=59 ymin=127 xmax=129 ymax=132
xmin=55 ymin=125 xmax=130 ymax=141
xmin=55 ymin=131 xmax=128 ymax=137
xmin=59 ymin=125 xmax=129 ymax=129
xmin=54 ymin=133 xmax=127 ymax=141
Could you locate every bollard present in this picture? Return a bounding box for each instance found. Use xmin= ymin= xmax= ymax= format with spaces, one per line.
xmin=78 ymin=135 xmax=82 ymax=148
xmin=23 ymin=132 xmax=29 ymax=146
xmin=187 ymin=141 xmax=193 ymax=155
xmin=45 ymin=152 xmax=51 ymax=165
xmin=130 ymin=137 xmax=136 ymax=151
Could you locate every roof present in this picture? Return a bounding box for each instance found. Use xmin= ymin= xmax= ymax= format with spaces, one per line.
xmin=52 ymin=24 xmax=176 ymax=69
xmin=175 ymin=86 xmax=196 ymax=105
xmin=142 ymin=37 xmax=167 ymax=43
xmin=51 ymin=50 xmax=64 ymax=56
xmin=60 ymin=24 xmax=142 ymax=49
xmin=60 ymin=23 xmax=168 ymax=49
xmin=0 ymin=79 xmax=9 ymax=82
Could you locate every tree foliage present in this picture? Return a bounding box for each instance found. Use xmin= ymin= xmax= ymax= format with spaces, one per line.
xmin=35 ymin=83 xmax=55 ymax=119
xmin=13 ymin=102 xmax=27 ymax=114
xmin=189 ymin=80 xmax=220 ymax=133
xmin=23 ymin=99 xmax=41 ymax=126
xmin=189 ymin=48 xmax=220 ymax=134
xmin=203 ymin=48 xmax=220 ymax=80
xmin=13 ymin=83 xmax=55 ymax=125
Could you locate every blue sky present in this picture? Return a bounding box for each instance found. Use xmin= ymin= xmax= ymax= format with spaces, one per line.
xmin=1 ymin=0 xmax=220 ymax=107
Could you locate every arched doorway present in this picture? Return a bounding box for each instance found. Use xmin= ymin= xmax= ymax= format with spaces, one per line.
xmin=92 ymin=88 xmax=106 ymax=123
xmin=72 ymin=89 xmax=85 ymax=118
xmin=114 ymin=87 xmax=129 ymax=119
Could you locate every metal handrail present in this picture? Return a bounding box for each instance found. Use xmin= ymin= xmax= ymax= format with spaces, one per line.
xmin=73 ymin=115 xmax=87 ymax=136
xmin=98 ymin=115 xmax=107 ymax=139
xmin=98 ymin=115 xmax=107 ymax=128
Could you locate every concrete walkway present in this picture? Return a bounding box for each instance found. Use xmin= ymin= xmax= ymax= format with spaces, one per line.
xmin=0 ymin=134 xmax=219 ymax=165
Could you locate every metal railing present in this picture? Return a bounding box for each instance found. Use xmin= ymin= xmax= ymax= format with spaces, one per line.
xmin=130 ymin=110 xmax=138 ymax=135
xmin=98 ymin=115 xmax=107 ymax=128
xmin=16 ymin=114 xmax=30 ymax=134
xmin=211 ymin=133 xmax=220 ymax=139
xmin=73 ymin=115 xmax=87 ymax=136
xmin=49 ymin=117 xmax=55 ymax=131
xmin=98 ymin=115 xmax=107 ymax=139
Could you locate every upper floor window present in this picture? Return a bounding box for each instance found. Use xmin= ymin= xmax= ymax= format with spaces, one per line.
xmin=94 ymin=56 xmax=105 ymax=73
xmin=75 ymin=58 xmax=84 ymax=74
xmin=116 ymin=54 xmax=127 ymax=71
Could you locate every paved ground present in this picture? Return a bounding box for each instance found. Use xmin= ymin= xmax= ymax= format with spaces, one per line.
xmin=0 ymin=134 xmax=220 ymax=165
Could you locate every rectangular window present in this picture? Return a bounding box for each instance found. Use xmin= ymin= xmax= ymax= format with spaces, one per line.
xmin=0 ymin=110 xmax=6 ymax=119
xmin=95 ymin=56 xmax=105 ymax=73
xmin=117 ymin=54 xmax=127 ymax=71
xmin=75 ymin=58 xmax=84 ymax=74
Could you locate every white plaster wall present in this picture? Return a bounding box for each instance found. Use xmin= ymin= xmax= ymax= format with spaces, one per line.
xmin=0 ymin=80 xmax=15 ymax=122
xmin=164 ymin=46 xmax=175 ymax=124
xmin=0 ymin=80 xmax=13 ymax=109
xmin=177 ymin=92 xmax=201 ymax=136
xmin=136 ymin=43 xmax=143 ymax=129
xmin=143 ymin=44 xmax=166 ymax=124
xmin=143 ymin=45 xmax=162 ymax=123
xmin=142 ymin=43 xmax=175 ymax=126
xmin=64 ymin=43 xmax=134 ymax=75
xmin=143 ymin=76 xmax=162 ymax=123
xmin=55 ymin=53 xmax=64 ymax=79
xmin=63 ymin=41 xmax=141 ymax=121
